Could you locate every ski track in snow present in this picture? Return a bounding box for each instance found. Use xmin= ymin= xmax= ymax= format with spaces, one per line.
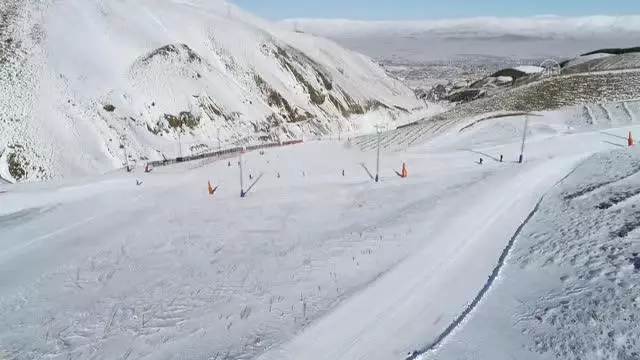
xmin=425 ymin=153 xmax=640 ymax=359
xmin=408 ymin=155 xmax=590 ymax=359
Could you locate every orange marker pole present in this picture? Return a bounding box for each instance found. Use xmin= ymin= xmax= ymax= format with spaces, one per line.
xmin=629 ymin=131 xmax=635 ymax=147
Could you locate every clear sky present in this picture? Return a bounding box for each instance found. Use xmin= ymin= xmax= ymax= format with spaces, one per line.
xmin=231 ymin=0 xmax=640 ymax=20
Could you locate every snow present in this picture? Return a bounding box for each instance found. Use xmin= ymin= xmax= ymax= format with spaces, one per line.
xmin=496 ymin=76 xmax=513 ymax=83
xmin=4 ymin=101 xmax=640 ymax=359
xmin=0 ymin=0 xmax=421 ymax=182
xmin=256 ymin=154 xmax=582 ymax=360
xmin=563 ymin=52 xmax=614 ymax=68
xmin=423 ymin=149 xmax=640 ymax=360
xmin=514 ymin=65 xmax=544 ymax=74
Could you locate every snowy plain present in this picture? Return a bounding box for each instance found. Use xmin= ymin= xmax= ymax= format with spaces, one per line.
xmin=3 ymin=103 xmax=640 ymax=359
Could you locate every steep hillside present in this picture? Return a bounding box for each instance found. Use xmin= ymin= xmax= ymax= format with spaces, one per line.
xmin=430 ymin=70 xmax=640 ymax=123
xmin=562 ymin=51 xmax=640 ymax=74
xmin=0 ymin=0 xmax=420 ymax=182
xmin=354 ymin=98 xmax=640 ymax=152
xmin=432 ymin=48 xmax=640 ymax=105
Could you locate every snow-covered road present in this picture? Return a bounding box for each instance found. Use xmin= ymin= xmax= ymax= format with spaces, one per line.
xmin=1 ymin=110 xmax=639 ymax=359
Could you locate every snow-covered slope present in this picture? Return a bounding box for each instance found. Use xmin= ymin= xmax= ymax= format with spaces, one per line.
xmin=424 ymin=149 xmax=640 ymax=360
xmin=3 ymin=101 xmax=640 ymax=360
xmin=563 ymin=52 xmax=640 ymax=73
xmin=0 ymin=0 xmax=420 ymax=182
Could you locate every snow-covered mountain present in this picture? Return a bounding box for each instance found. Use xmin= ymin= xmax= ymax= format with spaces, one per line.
xmin=280 ymin=16 xmax=640 ymax=60
xmin=0 ymin=0 xmax=420 ymax=182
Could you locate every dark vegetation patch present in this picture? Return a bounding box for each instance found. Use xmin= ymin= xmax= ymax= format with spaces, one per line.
xmin=0 ymin=3 xmax=19 ymax=66
xmin=254 ymin=73 xmax=313 ymax=123
xmin=7 ymin=150 xmax=26 ymax=181
xmin=139 ymin=44 xmax=203 ymax=64
xmin=273 ymin=45 xmax=325 ymax=105
xmin=329 ymin=94 xmax=349 ymax=117
xmin=611 ymin=211 xmax=640 ymax=238
xmin=432 ymin=71 xmax=640 ymax=123
xmin=582 ymin=47 xmax=640 ymax=56
xmin=315 ymin=70 xmax=333 ymax=90
xmin=490 ymin=68 xmax=528 ymax=79
xmin=447 ymin=89 xmax=484 ymax=103
xmin=341 ymin=91 xmax=364 ymax=116
xmin=197 ymin=95 xmax=237 ymax=123
xmin=597 ymin=187 xmax=640 ymax=210
xmin=164 ymin=111 xmax=200 ymax=130
xmin=365 ymin=99 xmax=391 ymax=112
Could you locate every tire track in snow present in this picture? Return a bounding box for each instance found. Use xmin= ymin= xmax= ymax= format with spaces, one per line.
xmin=407 ymin=158 xmax=589 ymax=360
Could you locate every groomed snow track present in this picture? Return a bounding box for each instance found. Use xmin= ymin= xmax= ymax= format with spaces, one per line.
xmin=407 ymin=156 xmax=589 ymax=359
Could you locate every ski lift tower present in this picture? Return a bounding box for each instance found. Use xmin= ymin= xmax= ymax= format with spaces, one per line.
xmin=374 ymin=124 xmax=386 ymax=182
xmin=120 ymin=134 xmax=131 ymax=172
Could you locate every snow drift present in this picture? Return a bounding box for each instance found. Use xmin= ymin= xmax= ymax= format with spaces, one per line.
xmin=0 ymin=0 xmax=420 ymax=182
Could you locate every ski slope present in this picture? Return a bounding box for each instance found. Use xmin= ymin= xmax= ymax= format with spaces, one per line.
xmin=2 ymin=108 xmax=640 ymax=359
xmin=423 ymin=151 xmax=640 ymax=360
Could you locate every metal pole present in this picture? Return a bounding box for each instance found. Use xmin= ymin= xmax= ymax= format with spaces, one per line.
xmin=519 ymin=115 xmax=529 ymax=163
xmin=375 ymin=127 xmax=382 ymax=182
xmin=239 ymin=150 xmax=245 ymax=197
xmin=217 ymin=127 xmax=221 ymax=151
xmin=121 ymin=135 xmax=130 ymax=172
xmin=178 ymin=131 xmax=183 ymax=158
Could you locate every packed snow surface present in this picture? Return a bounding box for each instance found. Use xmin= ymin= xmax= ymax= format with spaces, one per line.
xmin=3 ymin=106 xmax=640 ymax=359
xmin=424 ymin=150 xmax=640 ymax=360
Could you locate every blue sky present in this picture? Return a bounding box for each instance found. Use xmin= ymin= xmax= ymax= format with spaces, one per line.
xmin=231 ymin=0 xmax=640 ymax=20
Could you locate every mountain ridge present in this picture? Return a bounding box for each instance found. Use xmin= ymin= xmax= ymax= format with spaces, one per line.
xmin=0 ymin=0 xmax=421 ymax=182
